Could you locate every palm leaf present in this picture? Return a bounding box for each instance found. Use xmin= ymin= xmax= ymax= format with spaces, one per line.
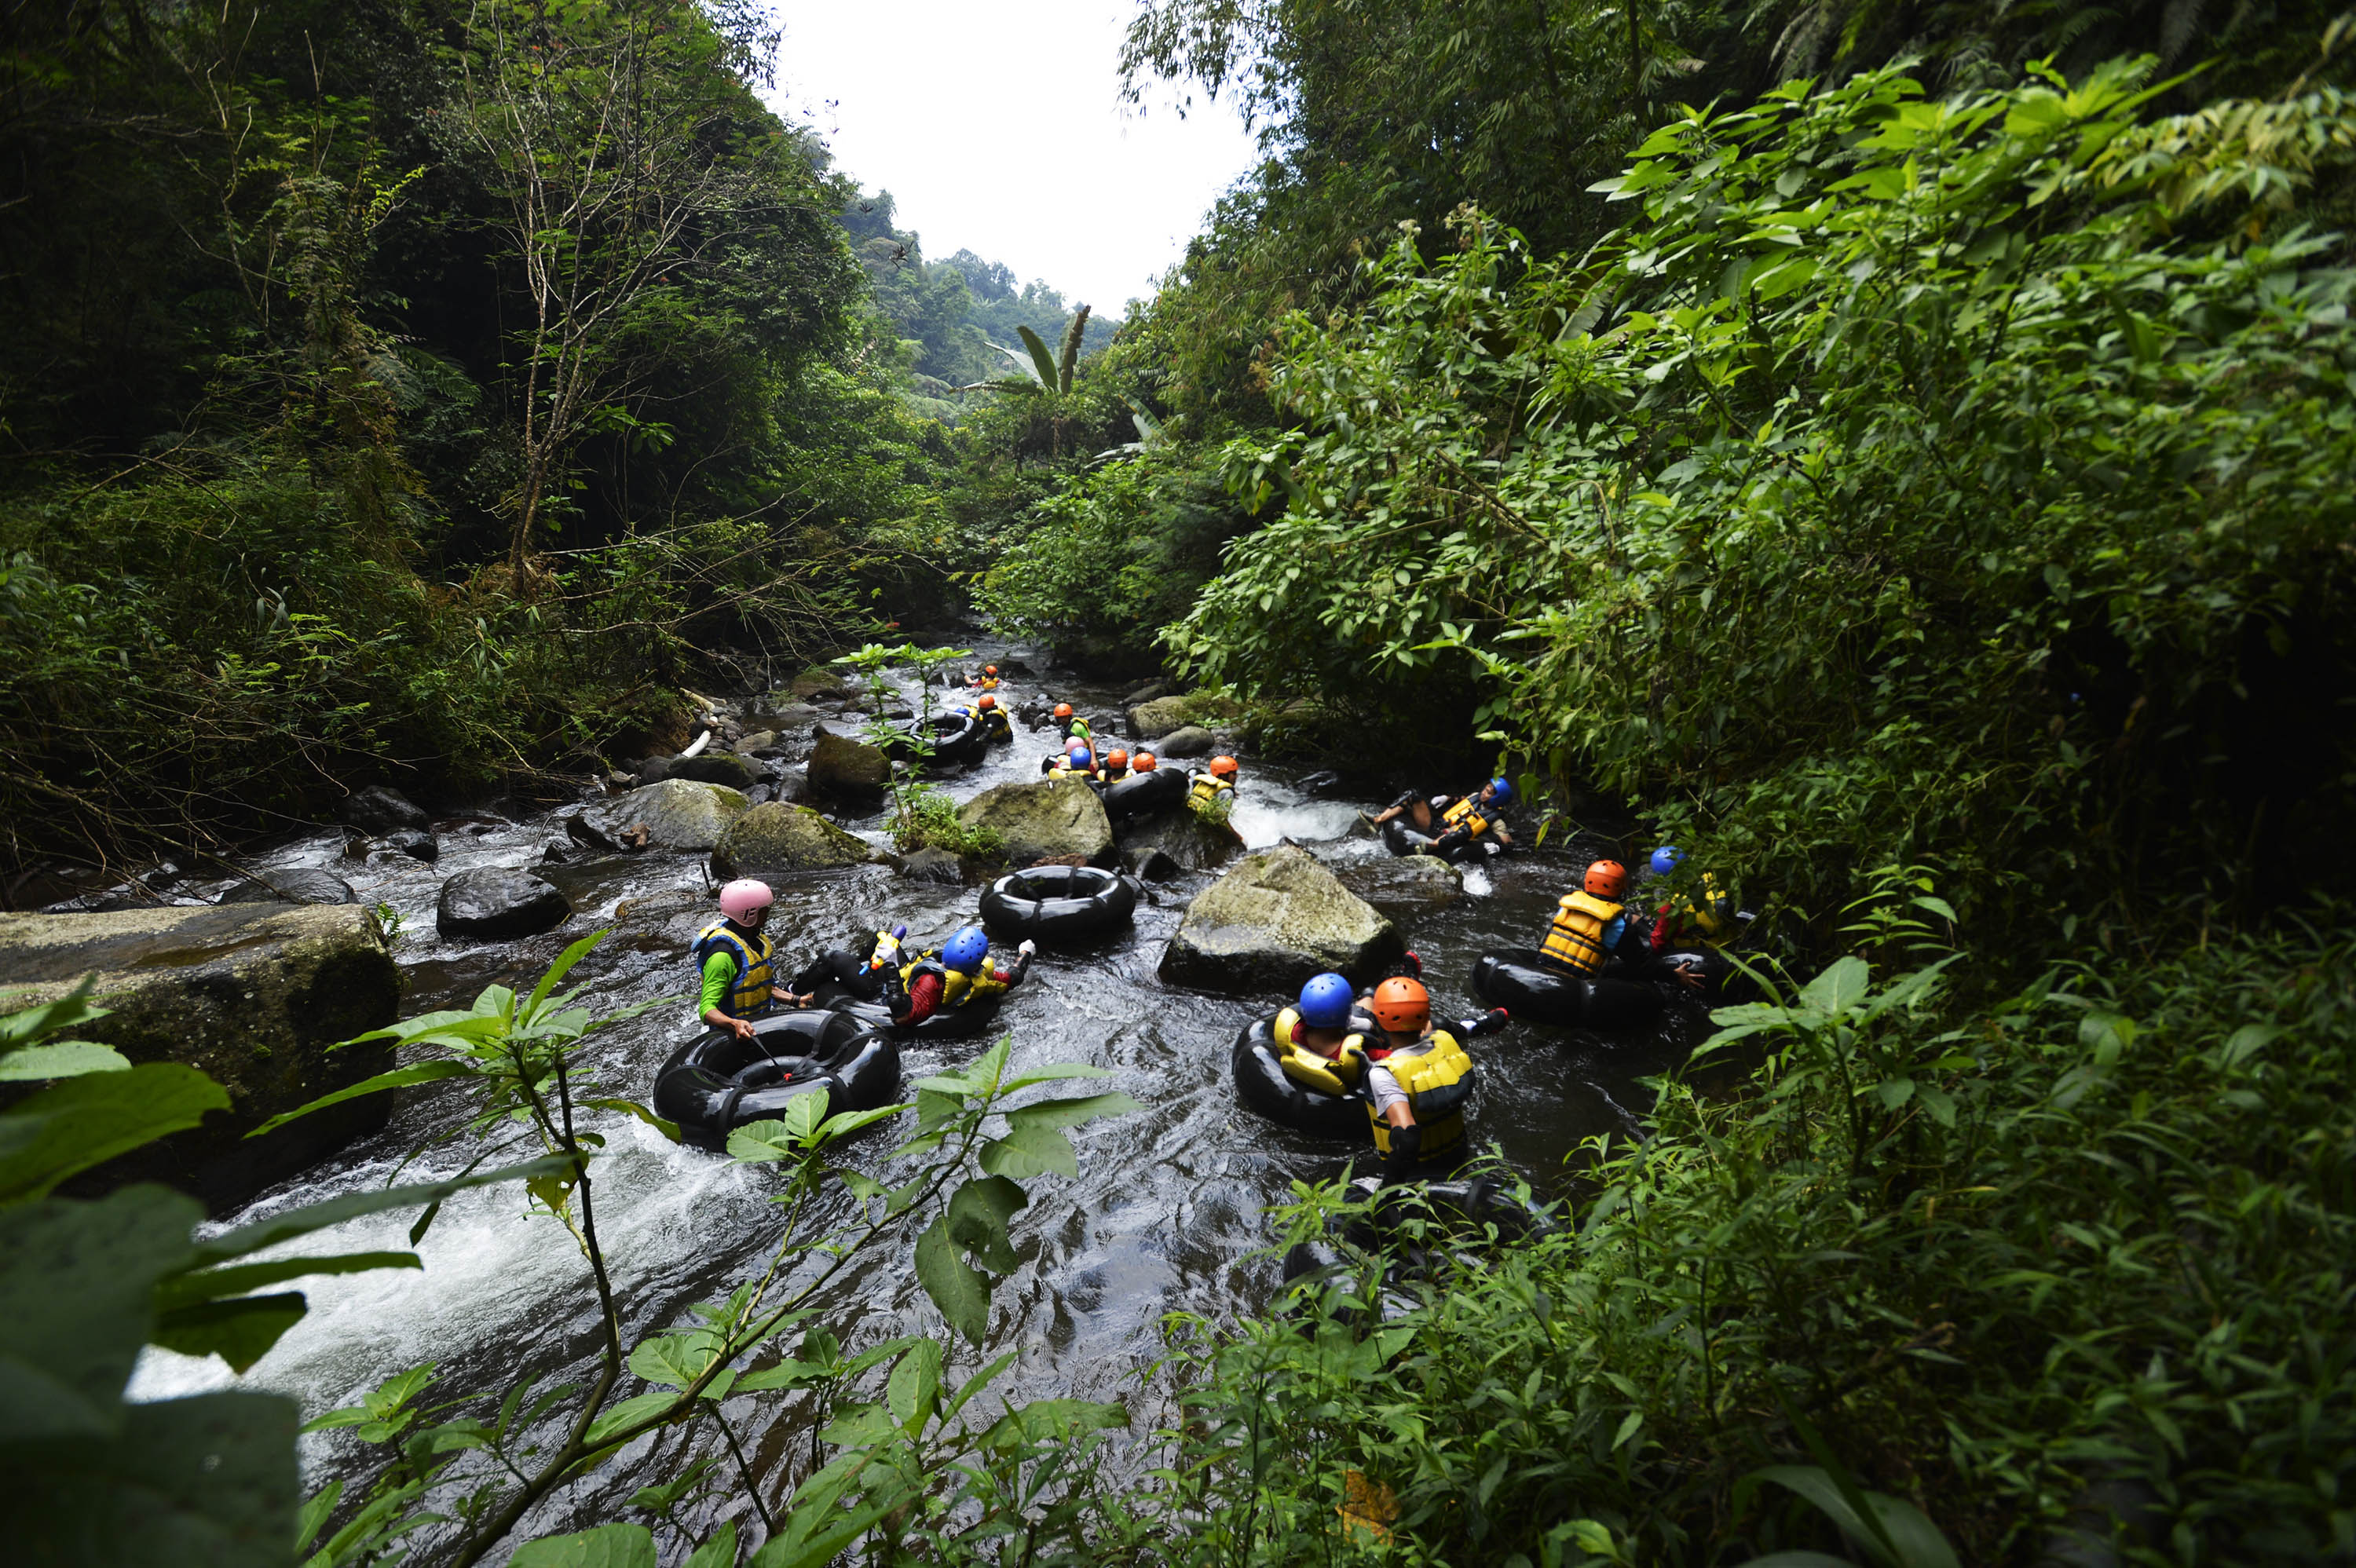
xmin=1057 ymin=305 xmax=1092 ymax=394
xmin=1014 ymin=327 xmax=1059 ymax=390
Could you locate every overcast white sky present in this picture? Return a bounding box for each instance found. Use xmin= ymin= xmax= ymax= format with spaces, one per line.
xmin=766 ymin=1 xmax=1260 ymax=317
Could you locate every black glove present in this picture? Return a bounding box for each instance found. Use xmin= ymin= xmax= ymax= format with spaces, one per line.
xmin=1460 ymin=1007 xmax=1510 ymax=1037
xmin=1388 ymin=789 xmax=1418 ymax=812
xmin=1381 ymin=1121 xmax=1423 ymax=1185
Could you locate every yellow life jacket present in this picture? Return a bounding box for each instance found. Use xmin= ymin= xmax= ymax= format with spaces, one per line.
xmin=982 ymin=710 xmax=1012 ymax=740
xmin=692 ymin=923 xmax=775 ymax=1018
xmin=975 ymin=676 xmax=999 ymax=691
xmin=1540 ymin=890 xmax=1624 ymax=976
xmin=1366 ymin=1030 xmax=1474 ymax=1157
xmin=1189 ymin=773 xmax=1233 ymax=806
xmin=899 ymin=952 xmax=1011 ymax=1011
xmin=1271 ymin=1008 xmax=1366 ymax=1095
xmin=1440 ymin=796 xmax=1489 ymax=837
xmin=1674 ymin=873 xmax=1736 ymax=945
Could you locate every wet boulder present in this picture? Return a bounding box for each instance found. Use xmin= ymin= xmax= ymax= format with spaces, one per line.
xmin=1127 ymin=696 xmax=1194 ymax=740
xmin=710 ymin=802 xmax=879 ymax=878
xmin=788 ymin=667 xmax=853 ymax=701
xmin=436 ymin=868 xmax=572 ymax=940
xmin=957 ymin=779 xmax=1114 ymax=868
xmin=1329 ymin=852 xmax=1463 ymax=918
xmin=1159 ymin=845 xmax=1403 ymax=994
xmin=733 ymin=729 xmax=778 ymax=755
xmin=1156 ymin=726 xmax=1214 ymax=759
xmin=807 ymin=726 xmax=890 ymax=803
xmin=668 ymin=751 xmax=764 ymax=790
xmin=338 ymin=784 xmax=429 ymax=836
xmin=634 ymin=755 xmax=676 ymax=786
xmin=575 ymin=778 xmax=750 ymax=852
xmin=0 ymin=904 xmax=399 ymax=1209
xmin=895 ymin=847 xmax=964 ymax=885
xmin=1122 ymin=679 xmax=1173 ymax=707
xmin=1115 ymin=808 xmax=1242 ymax=873
xmin=1121 ymin=846 xmax=1182 ymax=882
xmin=219 ymin=868 xmax=359 ymax=906
xmin=385 ymin=828 xmax=440 ymax=864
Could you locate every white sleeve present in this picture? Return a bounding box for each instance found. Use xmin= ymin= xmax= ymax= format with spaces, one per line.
xmin=1365 ymin=1064 xmax=1408 ymax=1116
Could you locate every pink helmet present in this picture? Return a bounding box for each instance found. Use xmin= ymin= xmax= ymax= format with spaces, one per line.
xmin=719 ymin=879 xmax=774 ymax=922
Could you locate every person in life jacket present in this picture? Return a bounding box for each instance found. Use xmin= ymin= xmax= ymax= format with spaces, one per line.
xmin=1131 ymin=751 xmax=1158 ymax=773
xmin=1644 ymin=846 xmax=1739 ymax=953
xmin=1370 ymin=777 xmax=1516 ymax=852
xmin=1049 ymin=702 xmax=1091 ymax=744
xmin=1541 ymin=859 xmax=1704 ymax=990
xmin=693 ymin=879 xmax=814 ymax=1040
xmin=789 ymin=923 xmax=1037 ymax=1027
xmin=968 ymin=663 xmax=1001 ymax=690
xmin=975 ymin=693 xmax=1012 ymax=744
xmin=1272 ymin=972 xmax=1369 ymax=1096
xmin=1360 ymin=978 xmax=1480 ymax=1183
xmin=1046 ymin=740 xmax=1100 ymax=781
xmin=1188 ymin=755 xmax=1240 ymax=808
xmin=1099 ymin=747 xmax=1132 ymax=781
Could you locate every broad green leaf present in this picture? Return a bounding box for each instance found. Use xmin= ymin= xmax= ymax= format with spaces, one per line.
xmin=730 ymin=1358 xmax=825 ymax=1394
xmin=0 ymin=975 xmax=110 ymax=1045
xmin=2220 ymin=1022 xmax=2281 ymax=1067
xmin=507 ymin=1522 xmax=658 ymax=1568
xmin=152 ymin=1292 xmax=308 ymax=1373
xmin=524 ymin=930 xmax=609 ymax=1018
xmin=1014 ymin=324 xmax=1059 ymax=390
xmin=814 ymin=1102 xmax=906 ymax=1145
xmin=579 ymin=1098 xmax=680 ymax=1144
xmin=914 ymin=1215 xmax=990 ymax=1345
xmin=684 ymin=1519 xmax=738 ymax=1568
xmin=947 ymin=1174 xmax=1028 ymax=1273
xmin=726 ymin=1117 xmax=807 ymax=1164
xmin=155 ymin=1251 xmax=419 ymax=1313
xmin=1005 ymin=1091 xmax=1142 ymax=1131
xmin=978 ymin=1124 xmax=1077 ymax=1180
xmin=628 ymin=1332 xmax=720 ymax=1392
xmin=1798 ymin=957 xmax=1869 ymax=1017
xmin=0 ymin=1039 xmax=130 ymax=1080
xmin=944 ymin=1349 xmax=1019 ymax=1419
xmin=247 ymin=1059 xmax=476 ymax=1138
xmin=0 ymin=1063 xmax=229 ymax=1203
xmin=582 ymin=1390 xmax=681 ymax=1447
xmin=885 ymin=1338 xmax=942 ymax=1435
xmin=997 ymin=1062 xmax=1114 ymax=1091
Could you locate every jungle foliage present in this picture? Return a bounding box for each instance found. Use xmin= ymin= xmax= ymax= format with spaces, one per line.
xmin=0 ymin=0 xmax=951 ymax=879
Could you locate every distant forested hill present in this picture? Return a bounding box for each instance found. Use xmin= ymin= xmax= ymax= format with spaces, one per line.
xmin=840 ymin=190 xmax=1114 ymax=419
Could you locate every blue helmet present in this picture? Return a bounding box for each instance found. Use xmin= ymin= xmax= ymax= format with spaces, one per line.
xmin=1649 ymin=846 xmax=1683 ymax=875
xmin=1066 ymin=741 xmax=1092 ymax=762
xmin=1485 ymin=776 xmax=1513 ymax=803
xmin=942 ymin=925 xmax=990 ymax=974
xmin=1297 ymin=972 xmax=1355 ymax=1029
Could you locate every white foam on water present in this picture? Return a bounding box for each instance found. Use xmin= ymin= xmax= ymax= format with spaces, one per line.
xmin=1460 ymin=864 xmax=1495 ymax=897
xmin=127 ymin=1120 xmax=769 ymax=1416
xmin=1229 ymin=789 xmax=1361 ymax=850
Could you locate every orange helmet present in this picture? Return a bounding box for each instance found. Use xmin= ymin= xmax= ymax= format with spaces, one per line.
xmin=977 ymin=694 xmax=997 ymax=710
xmin=1132 ymin=752 xmax=1158 ymax=771
xmin=1369 ymin=977 xmax=1431 ymax=1034
xmin=984 ymin=664 xmax=998 ymax=675
xmin=1107 ymin=748 xmax=1129 ymax=767
xmin=1054 ymin=703 xmax=1074 ymax=719
xmin=1583 ymin=859 xmax=1629 ymax=899
xmin=1208 ymin=755 xmax=1238 ymax=779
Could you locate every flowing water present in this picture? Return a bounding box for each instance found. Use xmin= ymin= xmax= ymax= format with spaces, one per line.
xmin=124 ymin=642 xmax=1712 ymax=1549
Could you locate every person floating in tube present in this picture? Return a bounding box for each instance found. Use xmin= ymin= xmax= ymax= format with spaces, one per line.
xmin=1541 ymin=858 xmax=1705 ymax=992
xmin=968 ymin=663 xmax=1002 ymax=691
xmin=1369 ymin=777 xmax=1516 ymax=856
xmin=1098 ymin=747 xmax=1132 ymax=781
xmin=1049 ymin=703 xmax=1089 ymax=744
xmin=1187 ymin=755 xmax=1240 ymax=813
xmin=975 ymin=693 xmax=1013 ymax=744
xmin=693 ymin=879 xmax=814 ymax=1040
xmin=1643 ymin=846 xmax=1742 ymax=953
xmin=1046 ymin=740 xmax=1101 ymax=781
xmin=790 ymin=923 xmax=1036 ymax=1028
xmin=1360 ymin=977 xmax=1481 ymax=1184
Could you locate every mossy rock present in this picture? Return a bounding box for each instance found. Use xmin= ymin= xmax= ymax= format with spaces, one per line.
xmin=1158 ymin=845 xmax=1402 ymax=995
xmin=807 ymin=727 xmax=890 ymax=802
xmin=577 ymin=778 xmax=750 ymax=851
xmin=712 ymin=803 xmax=880 ymax=877
xmin=957 ymin=780 xmax=1114 ymax=868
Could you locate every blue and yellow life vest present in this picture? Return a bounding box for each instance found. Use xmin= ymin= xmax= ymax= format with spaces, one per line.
xmin=895 ymin=948 xmax=1012 ymax=1011
xmin=1365 ymin=1030 xmax=1474 ymax=1158
xmin=1540 ymin=890 xmax=1623 ymax=976
xmin=691 ymin=923 xmax=775 ymax=1018
xmin=1440 ymin=796 xmax=1489 ymax=838
xmin=1272 ymin=1007 xmax=1367 ymax=1095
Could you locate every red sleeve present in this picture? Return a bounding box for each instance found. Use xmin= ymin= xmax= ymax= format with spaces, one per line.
xmin=904 ymin=971 xmax=944 ymax=1023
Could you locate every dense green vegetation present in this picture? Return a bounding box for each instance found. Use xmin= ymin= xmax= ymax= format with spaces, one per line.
xmin=12 ymin=0 xmax=2356 ymax=1563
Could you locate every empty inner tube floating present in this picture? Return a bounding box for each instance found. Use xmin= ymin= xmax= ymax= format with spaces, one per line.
xmin=1381 ymin=817 xmax=1505 ymax=864
xmin=653 ymin=1007 xmax=902 ymax=1153
xmin=979 ymin=864 xmax=1138 ymax=942
xmin=1100 ymin=767 xmax=1188 ymax=821
xmin=1469 ymin=948 xmax=1662 ymax=1031
xmin=1231 ymin=1014 xmax=1370 ymax=1140
xmin=880 ymin=711 xmax=990 ymax=770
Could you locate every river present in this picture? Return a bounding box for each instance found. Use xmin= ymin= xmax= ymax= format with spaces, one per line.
xmin=125 ymin=641 xmax=1711 ymax=1552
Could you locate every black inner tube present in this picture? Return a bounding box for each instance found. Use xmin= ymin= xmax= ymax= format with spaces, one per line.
xmin=1470 ymin=948 xmax=1663 ymax=1032
xmin=1230 ymin=1014 xmax=1370 ymax=1140
xmin=653 ymin=1008 xmax=901 ymax=1152
xmin=980 ymin=864 xmax=1138 ymax=942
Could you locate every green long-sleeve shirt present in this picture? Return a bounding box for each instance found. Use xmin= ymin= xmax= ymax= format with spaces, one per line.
xmin=699 ymin=948 xmax=739 ymax=1014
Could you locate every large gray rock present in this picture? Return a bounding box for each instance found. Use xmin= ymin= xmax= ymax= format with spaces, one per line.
xmin=576 ymin=778 xmax=750 ymax=852
xmin=1330 ymin=853 xmax=1463 ymax=918
xmin=788 ymin=667 xmax=854 ymax=701
xmin=1158 ymin=845 xmax=1403 ymax=994
xmin=669 ymin=751 xmax=764 ymax=790
xmin=1128 ymin=696 xmax=1194 ymax=740
xmin=1156 ymin=726 xmax=1215 ymax=758
xmin=436 ymin=868 xmax=572 ymax=940
xmin=711 ymin=802 xmax=879 ymax=877
xmin=220 ymin=868 xmax=358 ymax=906
xmin=957 ymin=779 xmax=1114 ymax=868
xmin=385 ymin=828 xmax=439 ymax=863
xmin=338 ymin=784 xmax=428 ymax=836
xmin=807 ymin=726 xmax=890 ymax=802
xmin=0 ymin=905 xmax=400 ymax=1208
xmin=1116 ymin=807 xmax=1243 ymax=873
